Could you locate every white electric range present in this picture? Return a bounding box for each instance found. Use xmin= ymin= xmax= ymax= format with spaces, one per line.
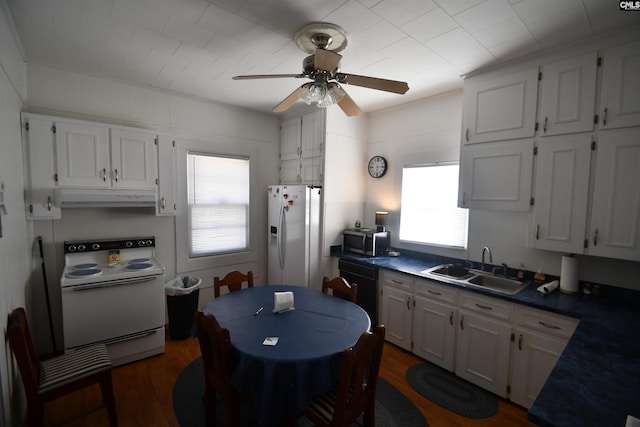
xmin=60 ymin=237 xmax=165 ymax=366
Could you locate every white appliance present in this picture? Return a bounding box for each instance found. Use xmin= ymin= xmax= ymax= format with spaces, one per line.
xmin=60 ymin=237 xmax=165 ymax=366
xmin=267 ymin=185 xmax=322 ymax=287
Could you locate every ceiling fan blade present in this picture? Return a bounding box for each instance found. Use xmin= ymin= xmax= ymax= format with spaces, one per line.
xmin=233 ymin=74 xmax=304 ymax=80
xmin=337 ymin=73 xmax=409 ymax=94
xmin=273 ymin=86 xmax=306 ymax=113
xmin=337 ymin=89 xmax=361 ymax=117
xmin=315 ymin=49 xmax=342 ymax=72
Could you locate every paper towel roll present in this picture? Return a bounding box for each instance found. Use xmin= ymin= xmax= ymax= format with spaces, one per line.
xmin=537 ymin=280 xmax=559 ymax=294
xmin=560 ymin=255 xmax=579 ymax=294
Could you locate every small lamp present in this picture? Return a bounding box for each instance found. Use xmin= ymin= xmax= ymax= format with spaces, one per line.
xmin=375 ymin=211 xmax=389 ymax=232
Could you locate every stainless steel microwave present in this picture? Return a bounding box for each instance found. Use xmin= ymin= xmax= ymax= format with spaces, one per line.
xmin=342 ymin=228 xmax=390 ymax=256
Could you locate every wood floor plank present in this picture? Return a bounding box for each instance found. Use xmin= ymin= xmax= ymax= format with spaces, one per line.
xmin=39 ymin=331 xmax=537 ymax=427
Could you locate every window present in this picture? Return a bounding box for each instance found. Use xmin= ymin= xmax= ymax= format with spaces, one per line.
xmin=187 ymin=152 xmax=250 ymax=257
xmin=399 ymin=163 xmax=468 ymax=249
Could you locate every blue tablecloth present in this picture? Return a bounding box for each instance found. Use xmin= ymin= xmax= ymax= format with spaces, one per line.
xmin=202 ymin=285 xmax=371 ymax=426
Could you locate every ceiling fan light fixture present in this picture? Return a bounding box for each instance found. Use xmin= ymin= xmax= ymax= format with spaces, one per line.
xmin=300 ymin=81 xmax=345 ymax=108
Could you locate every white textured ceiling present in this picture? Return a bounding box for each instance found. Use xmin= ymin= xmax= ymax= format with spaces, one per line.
xmin=7 ymin=0 xmax=640 ymax=115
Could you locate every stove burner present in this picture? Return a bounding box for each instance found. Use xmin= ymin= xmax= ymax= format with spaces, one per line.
xmin=66 ymin=268 xmax=103 ymax=278
xmin=129 ymin=258 xmax=151 ymax=264
xmin=124 ymin=263 xmax=154 ymax=271
xmin=72 ymin=263 xmax=99 ymax=270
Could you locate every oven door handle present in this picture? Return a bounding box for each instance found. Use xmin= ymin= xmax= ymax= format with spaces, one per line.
xmin=70 ymin=275 xmax=160 ymax=292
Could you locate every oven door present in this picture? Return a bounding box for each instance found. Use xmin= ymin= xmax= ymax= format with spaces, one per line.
xmin=61 ymin=274 xmax=165 ymax=349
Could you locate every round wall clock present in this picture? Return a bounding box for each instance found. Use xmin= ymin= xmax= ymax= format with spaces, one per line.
xmin=368 ymin=156 xmax=388 ymax=178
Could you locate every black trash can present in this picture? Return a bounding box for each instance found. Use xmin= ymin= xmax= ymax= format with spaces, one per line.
xmin=165 ymin=276 xmax=201 ymax=340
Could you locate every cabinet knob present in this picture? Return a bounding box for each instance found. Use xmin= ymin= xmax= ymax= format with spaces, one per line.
xmin=47 ymin=196 xmax=52 ymax=211
xmin=603 ymin=107 xmax=608 ymax=126
xmin=593 ymin=228 xmax=599 ymax=246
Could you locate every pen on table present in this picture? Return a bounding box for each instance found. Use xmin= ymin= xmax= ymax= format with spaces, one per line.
xmin=254 ymin=307 xmax=263 ymax=316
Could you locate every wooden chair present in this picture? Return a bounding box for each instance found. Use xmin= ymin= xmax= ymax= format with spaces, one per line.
xmin=322 ymin=276 xmax=358 ymax=303
xmin=7 ymin=307 xmax=117 ymax=427
xmin=213 ymin=270 xmax=254 ymax=298
xmin=301 ymin=325 xmax=386 ymax=427
xmin=194 ymin=311 xmax=250 ymax=427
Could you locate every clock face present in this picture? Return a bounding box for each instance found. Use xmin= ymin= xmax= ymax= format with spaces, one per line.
xmin=368 ymin=156 xmax=388 ymax=178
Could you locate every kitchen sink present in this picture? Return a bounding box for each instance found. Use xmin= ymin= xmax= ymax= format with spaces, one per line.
xmin=421 ymin=264 xmax=529 ymax=295
xmin=467 ymin=274 xmax=529 ymax=295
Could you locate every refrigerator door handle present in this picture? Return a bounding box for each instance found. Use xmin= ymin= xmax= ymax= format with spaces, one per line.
xmin=278 ymin=205 xmax=286 ymax=270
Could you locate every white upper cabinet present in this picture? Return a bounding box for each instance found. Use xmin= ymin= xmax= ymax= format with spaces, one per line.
xmin=600 ymin=41 xmax=640 ymax=130
xmin=21 ymin=114 xmax=61 ymax=219
xmin=280 ymin=117 xmax=302 ymax=161
xmin=156 ymin=135 xmax=177 ymax=216
xmin=109 ymin=128 xmax=157 ymax=190
xmin=589 ymin=128 xmax=640 ymax=261
xmin=55 ymin=120 xmax=110 ymax=188
xmin=463 ymin=67 xmax=539 ymax=144
xmin=528 ymin=134 xmax=592 ymax=253
xmin=459 ymin=139 xmax=534 ymax=211
xmin=55 ymin=120 xmax=157 ymax=190
xmin=279 ymin=111 xmax=324 ymax=185
xmin=539 ymin=52 xmax=598 ymax=136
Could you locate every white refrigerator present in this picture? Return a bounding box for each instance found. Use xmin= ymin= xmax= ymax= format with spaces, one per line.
xmin=267 ymin=185 xmax=322 ymax=287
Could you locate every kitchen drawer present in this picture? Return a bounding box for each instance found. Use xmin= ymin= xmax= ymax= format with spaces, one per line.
xmin=459 ymin=292 xmax=512 ymax=322
xmin=516 ymin=307 xmax=578 ymax=339
xmin=380 ymin=270 xmax=414 ymax=293
xmin=415 ymin=278 xmax=458 ymax=305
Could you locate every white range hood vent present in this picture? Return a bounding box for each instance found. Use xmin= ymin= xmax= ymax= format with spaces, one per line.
xmin=54 ymin=188 xmax=157 ymax=208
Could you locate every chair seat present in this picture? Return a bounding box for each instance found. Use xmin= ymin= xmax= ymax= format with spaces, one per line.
xmin=39 ymin=344 xmax=112 ymax=393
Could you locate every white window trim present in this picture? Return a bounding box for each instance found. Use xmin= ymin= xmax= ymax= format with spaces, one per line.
xmin=176 ymin=137 xmax=259 ymax=274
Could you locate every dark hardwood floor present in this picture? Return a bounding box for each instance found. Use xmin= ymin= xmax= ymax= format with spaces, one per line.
xmin=41 ymin=331 xmax=537 ymax=426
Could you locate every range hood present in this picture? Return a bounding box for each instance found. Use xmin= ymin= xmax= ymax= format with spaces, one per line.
xmin=54 ymin=188 xmax=157 ymax=208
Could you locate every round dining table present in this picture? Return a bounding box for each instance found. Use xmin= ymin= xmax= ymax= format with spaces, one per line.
xmin=201 ymin=285 xmax=371 ymax=426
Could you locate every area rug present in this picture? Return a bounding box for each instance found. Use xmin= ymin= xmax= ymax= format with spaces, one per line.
xmin=173 ymin=356 xmax=429 ymax=426
xmin=406 ymin=363 xmax=498 ymax=419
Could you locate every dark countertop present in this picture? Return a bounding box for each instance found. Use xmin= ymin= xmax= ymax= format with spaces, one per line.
xmin=336 ymin=249 xmax=640 ymax=427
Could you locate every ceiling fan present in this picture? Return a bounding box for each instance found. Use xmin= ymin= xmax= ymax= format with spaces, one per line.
xmin=232 ymin=23 xmax=409 ymax=116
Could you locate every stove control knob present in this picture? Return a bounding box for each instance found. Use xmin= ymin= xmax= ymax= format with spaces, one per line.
xmin=92 ymin=243 xmax=100 ymax=250
xmin=77 ymin=244 xmax=86 ymax=251
xmin=125 ymin=241 xmax=133 ymax=248
xmin=146 ymin=240 xmax=153 ymax=246
xmin=68 ymin=245 xmax=77 ymax=252
xmin=138 ymin=240 xmax=146 ymax=247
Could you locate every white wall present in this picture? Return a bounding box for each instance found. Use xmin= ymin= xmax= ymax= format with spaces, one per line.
xmin=23 ymin=64 xmax=280 ymax=356
xmin=366 ymin=89 xmax=640 ymax=290
xmin=0 ymin=2 xmax=28 ymax=426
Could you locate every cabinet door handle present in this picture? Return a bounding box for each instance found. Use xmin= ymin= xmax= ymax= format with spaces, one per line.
xmin=538 ymin=321 xmax=561 ymax=330
xmin=47 ymin=196 xmax=52 ymax=211
xmin=407 ymin=297 xmax=411 ymax=310
xmin=535 ymin=224 xmax=540 ymax=240
xmin=392 ymin=279 xmax=403 ymax=285
xmin=114 ymin=169 xmax=119 ymax=182
xmin=593 ymin=228 xmax=599 ymax=246
xmin=161 ymin=197 xmax=166 ymax=210
xmin=543 ymin=117 xmax=548 ymax=133
xmin=462 ymin=192 xmax=466 ymax=206
xmin=428 ymin=289 xmax=442 ymax=296
xmin=449 ymin=311 xmax=453 ymax=326
xmin=460 ymin=315 xmax=464 ymax=330
xmin=603 ymin=107 xmax=608 ymax=126
xmin=518 ymin=334 xmax=523 ymax=350
xmin=475 ymin=303 xmax=493 ymax=310
xmin=465 ymin=128 xmax=469 ymax=142
xmin=102 ymin=168 xmax=107 ymax=182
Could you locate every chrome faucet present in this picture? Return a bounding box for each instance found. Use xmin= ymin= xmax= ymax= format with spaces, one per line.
xmin=481 ymin=246 xmax=493 ymax=272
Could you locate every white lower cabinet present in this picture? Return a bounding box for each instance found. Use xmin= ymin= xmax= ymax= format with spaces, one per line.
xmin=509 ymin=307 xmax=578 ymax=408
xmin=412 ymin=279 xmax=458 ymax=371
xmin=455 ymin=293 xmax=513 ymax=397
xmin=378 ymin=269 xmax=579 ymax=407
xmin=379 ymin=270 xmax=413 ymax=351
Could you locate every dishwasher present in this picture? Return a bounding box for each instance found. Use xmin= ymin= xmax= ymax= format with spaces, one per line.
xmin=338 ymin=259 xmax=378 ymax=328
